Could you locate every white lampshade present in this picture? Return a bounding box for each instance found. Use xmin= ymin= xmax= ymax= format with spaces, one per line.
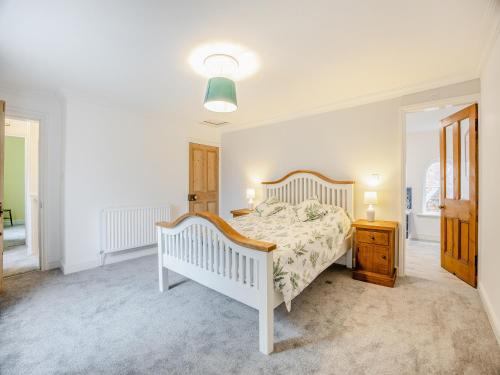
xmin=246 ymin=188 xmax=256 ymax=199
xmin=364 ymin=191 xmax=378 ymax=205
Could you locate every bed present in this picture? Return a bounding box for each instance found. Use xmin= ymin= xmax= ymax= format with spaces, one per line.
xmin=156 ymin=170 xmax=354 ymax=354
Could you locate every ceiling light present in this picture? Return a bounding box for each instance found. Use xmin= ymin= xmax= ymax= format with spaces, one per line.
xmin=189 ymin=42 xmax=259 ymax=80
xmin=204 ymin=77 xmax=237 ymax=113
xmin=203 ymin=54 xmax=239 ymax=79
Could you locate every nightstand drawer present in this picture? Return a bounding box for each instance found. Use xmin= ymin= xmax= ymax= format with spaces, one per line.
xmin=372 ymin=245 xmax=390 ymax=274
xmin=356 ymin=230 xmax=389 ymax=245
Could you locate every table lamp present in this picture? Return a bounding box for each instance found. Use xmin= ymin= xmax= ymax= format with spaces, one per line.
xmin=246 ymin=188 xmax=256 ymax=210
xmin=364 ymin=191 xmax=378 ymax=221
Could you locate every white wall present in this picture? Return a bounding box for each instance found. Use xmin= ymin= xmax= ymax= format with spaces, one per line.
xmin=221 ymin=99 xmax=402 ymax=221
xmin=405 ymin=129 xmax=440 ymax=242
xmin=62 ymin=97 xmax=219 ymax=272
xmin=479 ymin=29 xmax=500 ymax=344
xmin=221 ymin=80 xmax=480 ymax=221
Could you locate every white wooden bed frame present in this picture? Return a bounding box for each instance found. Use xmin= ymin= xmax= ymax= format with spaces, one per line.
xmin=157 ymin=170 xmax=354 ymax=354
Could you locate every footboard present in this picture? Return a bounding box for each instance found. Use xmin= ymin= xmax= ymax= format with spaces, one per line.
xmin=156 ymin=211 xmax=277 ymax=354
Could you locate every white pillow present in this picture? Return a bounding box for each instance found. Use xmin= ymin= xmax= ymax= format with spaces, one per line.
xmin=254 ymin=196 xmax=287 ymax=217
xmin=294 ymin=196 xmax=328 ymax=221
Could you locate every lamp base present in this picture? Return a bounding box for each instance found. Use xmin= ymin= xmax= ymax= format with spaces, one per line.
xmin=366 ymin=206 xmax=375 ymax=222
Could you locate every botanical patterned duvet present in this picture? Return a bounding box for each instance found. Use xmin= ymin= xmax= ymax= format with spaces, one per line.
xmin=229 ymin=205 xmax=352 ymax=311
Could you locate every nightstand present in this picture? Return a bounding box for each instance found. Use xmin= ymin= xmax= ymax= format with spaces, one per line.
xmin=230 ymin=208 xmax=253 ymax=218
xmin=352 ymin=219 xmax=398 ymax=287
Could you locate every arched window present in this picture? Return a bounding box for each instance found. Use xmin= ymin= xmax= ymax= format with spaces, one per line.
xmin=423 ymin=162 xmax=441 ymax=213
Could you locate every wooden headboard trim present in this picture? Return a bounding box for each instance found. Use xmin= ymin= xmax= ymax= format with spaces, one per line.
xmin=261 ymin=170 xmax=354 ymax=185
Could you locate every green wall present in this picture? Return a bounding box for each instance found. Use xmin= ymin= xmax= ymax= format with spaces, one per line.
xmin=4 ymin=136 xmax=25 ymax=222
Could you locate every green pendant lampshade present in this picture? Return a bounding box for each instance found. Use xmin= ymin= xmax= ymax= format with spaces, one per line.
xmin=203 ymin=77 xmax=237 ymax=113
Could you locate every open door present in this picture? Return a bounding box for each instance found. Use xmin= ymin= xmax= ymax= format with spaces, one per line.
xmin=0 ymin=101 xmax=5 ymax=290
xmin=188 ymin=143 xmax=219 ymax=214
xmin=440 ymin=104 xmax=478 ymax=287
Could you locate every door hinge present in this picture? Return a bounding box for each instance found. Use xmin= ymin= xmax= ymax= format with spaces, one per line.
xmin=475 ymin=254 xmax=478 ymax=269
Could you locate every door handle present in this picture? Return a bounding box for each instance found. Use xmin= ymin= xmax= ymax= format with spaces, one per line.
xmin=188 ymin=194 xmax=197 ymax=202
xmin=439 ymin=205 xmax=445 ymax=209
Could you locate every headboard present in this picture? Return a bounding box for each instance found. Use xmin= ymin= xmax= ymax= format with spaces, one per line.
xmin=261 ymin=170 xmax=355 ymax=216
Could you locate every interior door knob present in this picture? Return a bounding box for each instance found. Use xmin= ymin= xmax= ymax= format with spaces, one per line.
xmin=439 ymin=205 xmax=445 ymax=209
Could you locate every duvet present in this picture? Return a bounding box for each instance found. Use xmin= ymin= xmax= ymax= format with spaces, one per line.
xmin=229 ymin=205 xmax=352 ymax=311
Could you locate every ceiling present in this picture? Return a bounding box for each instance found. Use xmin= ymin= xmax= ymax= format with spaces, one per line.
xmin=0 ymin=0 xmax=499 ymax=129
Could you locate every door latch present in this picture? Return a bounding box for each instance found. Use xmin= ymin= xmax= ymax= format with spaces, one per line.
xmin=188 ymin=194 xmax=197 ymax=202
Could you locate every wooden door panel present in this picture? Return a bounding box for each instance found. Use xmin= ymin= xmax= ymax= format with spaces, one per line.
xmin=440 ymin=104 xmax=477 ymax=287
xmin=192 ymin=149 xmax=206 ymax=192
xmin=207 ymin=201 xmax=217 ymax=214
xmin=191 ymin=202 xmax=207 ymax=212
xmin=207 ymin=150 xmax=217 ymax=192
xmin=445 ymin=218 xmax=454 ymax=254
xmin=460 ymin=221 xmax=469 ymax=263
xmin=189 ymin=143 xmax=219 ymax=214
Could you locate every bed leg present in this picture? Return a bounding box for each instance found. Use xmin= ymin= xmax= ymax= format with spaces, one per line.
xmin=259 ymin=304 xmax=274 ymax=354
xmin=259 ymin=252 xmax=274 ymax=354
xmin=159 ymin=267 xmax=169 ymax=292
xmin=158 ymin=228 xmax=169 ymax=292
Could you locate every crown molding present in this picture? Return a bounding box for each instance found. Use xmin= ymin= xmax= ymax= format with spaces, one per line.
xmin=222 ymin=73 xmax=479 ymax=134
xmin=476 ymin=0 xmax=500 ymax=76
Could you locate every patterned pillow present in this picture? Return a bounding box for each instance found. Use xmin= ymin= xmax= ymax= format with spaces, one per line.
xmin=295 ymin=197 xmax=328 ymax=221
xmin=255 ymin=196 xmax=287 ymax=217
xmin=321 ymin=204 xmax=352 ymax=235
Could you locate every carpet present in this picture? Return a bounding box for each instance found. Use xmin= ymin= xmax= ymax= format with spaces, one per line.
xmin=1 ymin=254 xmax=499 ymax=375
xmin=3 ymin=225 xmax=26 ymax=249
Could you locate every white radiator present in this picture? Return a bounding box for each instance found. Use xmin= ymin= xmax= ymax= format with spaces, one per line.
xmin=100 ymin=205 xmax=171 ymax=265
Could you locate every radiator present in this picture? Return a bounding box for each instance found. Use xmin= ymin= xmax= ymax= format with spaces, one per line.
xmin=100 ymin=205 xmax=171 ymax=265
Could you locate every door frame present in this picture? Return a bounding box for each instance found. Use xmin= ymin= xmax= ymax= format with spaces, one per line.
xmin=4 ymin=118 xmax=40 ymax=259
xmin=399 ymin=93 xmax=479 ymax=277
xmin=4 ymin=107 xmax=48 ymax=271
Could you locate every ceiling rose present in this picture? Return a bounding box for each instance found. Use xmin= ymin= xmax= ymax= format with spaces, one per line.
xmin=188 ymin=42 xmax=259 ymax=81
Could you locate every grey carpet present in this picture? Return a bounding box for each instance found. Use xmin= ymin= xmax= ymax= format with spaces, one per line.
xmin=3 ymin=245 xmax=39 ymax=277
xmin=1 ymin=255 xmax=499 ymax=375
xmin=3 ymin=225 xmax=26 ymax=249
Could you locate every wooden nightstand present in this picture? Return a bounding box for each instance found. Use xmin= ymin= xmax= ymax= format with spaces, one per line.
xmin=230 ymin=208 xmax=253 ymax=218
xmin=352 ymin=219 xmax=398 ymax=287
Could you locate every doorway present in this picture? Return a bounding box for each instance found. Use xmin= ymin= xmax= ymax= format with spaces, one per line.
xmin=402 ymin=98 xmax=478 ymax=287
xmin=3 ymin=116 xmax=40 ymax=277
xmin=188 ymin=142 xmax=219 ymax=214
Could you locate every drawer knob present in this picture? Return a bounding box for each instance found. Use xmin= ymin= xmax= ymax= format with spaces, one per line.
xmin=382 ymin=255 xmax=387 ymax=260
xmin=371 ymin=236 xmax=375 ymax=240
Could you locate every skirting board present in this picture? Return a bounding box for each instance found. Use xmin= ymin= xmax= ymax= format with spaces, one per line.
xmin=61 ymin=246 xmax=157 ymax=275
xmin=478 ymin=282 xmax=500 ymax=346
xmin=46 ymin=260 xmax=62 ymax=271
xmin=409 ymin=234 xmax=440 ymax=242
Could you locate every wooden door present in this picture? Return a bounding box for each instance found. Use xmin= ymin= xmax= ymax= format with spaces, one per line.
xmin=0 ymin=101 xmax=5 ymax=290
xmin=188 ymin=143 xmax=219 ymax=214
xmin=440 ymin=104 xmax=478 ymax=287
